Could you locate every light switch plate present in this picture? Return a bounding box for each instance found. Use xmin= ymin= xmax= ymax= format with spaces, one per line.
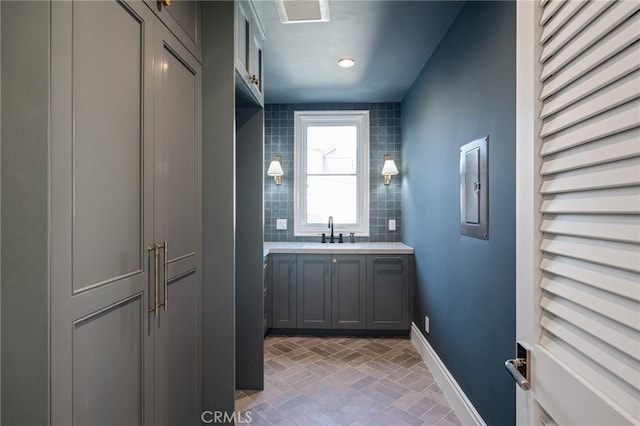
xmin=276 ymin=219 xmax=287 ymax=230
xmin=389 ymin=219 xmax=396 ymax=231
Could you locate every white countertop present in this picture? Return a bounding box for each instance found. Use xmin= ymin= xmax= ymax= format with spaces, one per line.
xmin=263 ymin=242 xmax=414 ymax=256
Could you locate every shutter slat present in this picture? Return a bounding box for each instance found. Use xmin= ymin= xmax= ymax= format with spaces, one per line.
xmin=541 ymin=0 xmax=588 ymax=45
xmin=540 ymin=0 xmax=613 ymax=63
xmin=541 ymin=0 xmax=568 ymax=26
xmin=540 ymin=99 xmax=640 ymax=155
xmin=540 ymin=44 xmax=640 ymax=112
xmin=540 ymin=333 xmax=640 ymax=420
xmin=540 ymin=255 xmax=640 ymax=302
xmin=540 ymin=295 xmax=640 ymax=361
xmin=540 ymin=2 xmax=640 ymax=80
xmin=540 ymin=314 xmax=640 ymax=389
xmin=541 ymin=214 xmax=640 ymax=243
xmin=541 ymin=275 xmax=639 ymax=330
xmin=540 ymin=234 xmax=640 ymax=273
xmin=540 ymin=156 xmax=640 ymax=194
xmin=540 ymin=128 xmax=640 ymax=175
xmin=540 ymin=71 xmax=640 ymax=137
xmin=541 ymin=23 xmax=640 ymax=99
xmin=541 ymin=187 xmax=640 ymax=215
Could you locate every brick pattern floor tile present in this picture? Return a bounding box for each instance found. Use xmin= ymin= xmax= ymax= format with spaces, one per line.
xmin=235 ymin=336 xmax=461 ymax=425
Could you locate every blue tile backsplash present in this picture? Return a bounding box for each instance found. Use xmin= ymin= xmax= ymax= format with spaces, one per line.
xmin=264 ymin=103 xmax=402 ymax=242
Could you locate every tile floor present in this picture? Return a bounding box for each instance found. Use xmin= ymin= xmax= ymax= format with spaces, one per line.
xmin=235 ymin=335 xmax=461 ymax=426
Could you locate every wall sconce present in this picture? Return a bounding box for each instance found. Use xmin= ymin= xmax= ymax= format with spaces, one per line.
xmin=267 ymin=155 xmax=284 ymax=185
xmin=381 ymin=155 xmax=399 ymax=185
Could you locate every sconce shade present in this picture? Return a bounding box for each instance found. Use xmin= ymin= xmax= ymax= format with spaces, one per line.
xmin=381 ymin=155 xmax=398 ymax=185
xmin=267 ymin=160 xmax=284 ymax=177
xmin=381 ymin=159 xmax=399 ymax=176
xmin=267 ymin=157 xmax=284 ymax=185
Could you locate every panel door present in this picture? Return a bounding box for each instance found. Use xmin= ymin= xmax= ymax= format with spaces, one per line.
xmin=297 ymin=255 xmax=331 ymax=329
xmin=331 ymin=255 xmax=366 ymax=329
xmin=153 ymin=22 xmax=202 ymax=426
xmin=366 ymin=255 xmax=409 ymax=330
xmin=271 ymin=254 xmax=297 ymax=328
xmin=50 ymin=1 xmax=156 ymax=424
xmin=516 ymin=2 xmax=640 ymax=425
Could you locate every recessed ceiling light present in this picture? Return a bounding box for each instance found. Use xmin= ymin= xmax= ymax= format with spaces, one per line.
xmin=338 ymin=58 xmax=355 ymax=68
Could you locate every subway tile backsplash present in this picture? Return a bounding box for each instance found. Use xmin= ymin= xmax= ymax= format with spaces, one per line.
xmin=264 ymin=103 xmax=402 ymax=242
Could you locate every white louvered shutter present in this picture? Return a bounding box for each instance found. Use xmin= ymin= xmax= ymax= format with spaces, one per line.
xmin=538 ymin=0 xmax=640 ymax=422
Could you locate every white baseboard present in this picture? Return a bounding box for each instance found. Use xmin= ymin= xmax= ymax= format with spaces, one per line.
xmin=411 ymin=322 xmax=486 ymax=426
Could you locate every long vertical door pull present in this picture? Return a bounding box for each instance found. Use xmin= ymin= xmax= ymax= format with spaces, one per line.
xmin=162 ymin=241 xmax=168 ymax=311
xmin=148 ymin=244 xmax=160 ymax=316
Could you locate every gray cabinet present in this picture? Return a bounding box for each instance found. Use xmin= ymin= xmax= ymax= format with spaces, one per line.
xmin=272 ymin=254 xmax=297 ymax=328
xmin=297 ymin=255 xmax=332 ymax=328
xmin=268 ymin=254 xmax=410 ymax=331
xmin=235 ymin=0 xmax=264 ymax=105
xmin=1 ymin=1 xmax=201 ymax=424
xmin=332 ymin=255 xmax=367 ymax=329
xmin=367 ymin=255 xmax=410 ymax=330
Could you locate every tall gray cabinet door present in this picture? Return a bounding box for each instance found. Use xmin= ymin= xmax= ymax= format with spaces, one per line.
xmin=271 ymin=254 xmax=297 ymax=328
xmin=49 ymin=1 xmax=156 ymax=424
xmin=297 ymin=255 xmax=331 ymax=329
xmin=332 ymin=255 xmax=366 ymax=329
xmin=153 ymin=23 xmax=202 ymax=426
xmin=366 ymin=255 xmax=410 ymax=330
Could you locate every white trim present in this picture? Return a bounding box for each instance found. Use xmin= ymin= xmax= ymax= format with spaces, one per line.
xmin=293 ymin=110 xmax=370 ymax=236
xmin=411 ymin=323 xmax=487 ymax=426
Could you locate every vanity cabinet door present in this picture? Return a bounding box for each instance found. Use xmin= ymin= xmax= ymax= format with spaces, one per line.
xmin=332 ymin=255 xmax=366 ymax=329
xmin=297 ymin=255 xmax=332 ymax=329
xmin=366 ymin=255 xmax=410 ymax=330
xmin=271 ymin=254 xmax=297 ymax=328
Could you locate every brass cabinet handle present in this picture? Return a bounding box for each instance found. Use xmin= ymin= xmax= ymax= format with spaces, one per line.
xmin=148 ymin=244 xmax=159 ymax=316
xmin=157 ymin=241 xmax=168 ymax=311
xmin=162 ymin=0 xmax=171 ymax=6
xmin=250 ymin=75 xmax=260 ymax=86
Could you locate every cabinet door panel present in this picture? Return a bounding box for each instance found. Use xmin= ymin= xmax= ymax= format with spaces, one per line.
xmin=155 ymin=272 xmax=199 ymax=426
xmin=297 ymin=255 xmax=331 ymax=328
xmin=73 ymin=0 xmax=145 ymax=292
xmin=271 ymin=254 xmax=297 ymax=328
xmin=332 ymin=255 xmax=366 ymax=329
xmin=366 ymin=255 xmax=410 ymax=330
xmin=155 ymin=25 xmax=201 ymax=276
xmin=50 ymin=2 xmax=156 ymax=423
xmin=145 ymin=0 xmax=201 ymax=62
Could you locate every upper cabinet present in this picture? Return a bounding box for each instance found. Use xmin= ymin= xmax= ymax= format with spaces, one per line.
xmin=145 ymin=0 xmax=202 ymax=62
xmin=235 ymin=0 xmax=265 ymax=105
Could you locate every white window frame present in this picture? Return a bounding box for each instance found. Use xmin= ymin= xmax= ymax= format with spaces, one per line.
xmin=293 ymin=110 xmax=370 ymax=237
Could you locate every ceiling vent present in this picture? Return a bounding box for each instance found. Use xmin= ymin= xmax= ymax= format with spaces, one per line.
xmin=275 ymin=0 xmax=330 ymax=24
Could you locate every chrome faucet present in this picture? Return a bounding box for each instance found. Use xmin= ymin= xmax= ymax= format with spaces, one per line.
xmin=328 ymin=216 xmax=335 ymax=243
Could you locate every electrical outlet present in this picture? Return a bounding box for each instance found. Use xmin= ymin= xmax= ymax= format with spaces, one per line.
xmin=276 ymin=219 xmax=287 ymax=230
xmin=425 ymin=316 xmax=430 ymax=334
xmin=389 ymin=219 xmax=396 ymax=231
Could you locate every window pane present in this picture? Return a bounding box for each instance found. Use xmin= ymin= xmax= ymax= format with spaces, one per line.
xmin=306 ymin=176 xmax=357 ymax=224
xmin=306 ymin=126 xmax=357 ymax=174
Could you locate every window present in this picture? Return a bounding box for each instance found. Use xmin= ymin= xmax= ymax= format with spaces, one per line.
xmin=294 ymin=111 xmax=370 ymax=236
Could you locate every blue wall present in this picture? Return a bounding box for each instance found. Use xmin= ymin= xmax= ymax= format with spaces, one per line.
xmin=401 ymin=2 xmax=516 ymax=425
xmin=265 ymin=103 xmax=402 ymax=242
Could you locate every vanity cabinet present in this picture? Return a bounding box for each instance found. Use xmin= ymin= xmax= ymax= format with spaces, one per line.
xmin=367 ymin=255 xmax=410 ymax=330
xmin=235 ymin=0 xmax=264 ymax=105
xmin=269 ymin=253 xmax=410 ymax=331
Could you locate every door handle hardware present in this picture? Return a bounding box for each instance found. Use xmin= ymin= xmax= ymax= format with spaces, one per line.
xmin=148 ymin=244 xmax=159 ymax=317
xmin=156 ymin=242 xmax=168 ymax=311
xmin=161 ymin=0 xmax=171 ymax=6
xmin=374 ymin=256 xmax=403 ymax=261
xmin=505 ymin=342 xmax=530 ymax=390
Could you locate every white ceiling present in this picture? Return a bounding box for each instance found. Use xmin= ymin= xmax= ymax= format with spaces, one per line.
xmin=252 ymin=0 xmax=465 ymax=104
